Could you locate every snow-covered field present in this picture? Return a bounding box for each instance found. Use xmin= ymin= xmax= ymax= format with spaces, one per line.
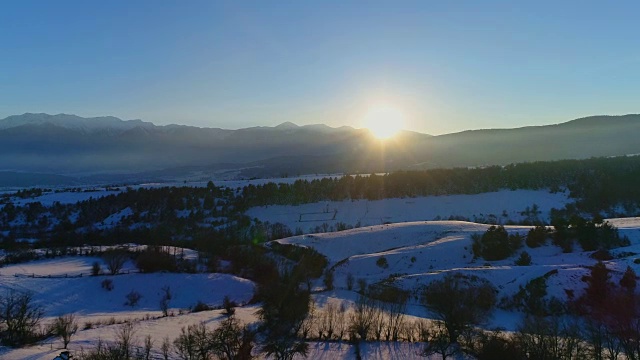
xmin=4 ymin=174 xmax=345 ymax=206
xmin=6 ymin=181 xmax=640 ymax=359
xmin=0 ymin=256 xmax=257 ymax=359
xmin=248 ymin=189 xmax=571 ymax=232
xmin=4 ymin=217 xmax=640 ymax=359
xmin=0 ymin=256 xmax=255 ymax=317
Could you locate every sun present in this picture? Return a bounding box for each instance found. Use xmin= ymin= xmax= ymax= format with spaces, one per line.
xmin=362 ymin=105 xmax=405 ymax=139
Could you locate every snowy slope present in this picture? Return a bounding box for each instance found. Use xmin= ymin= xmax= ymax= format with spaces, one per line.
xmin=248 ymin=189 xmax=571 ymax=232
xmin=0 ymin=257 xmax=255 ymax=318
xmin=4 ymin=218 xmax=640 ymax=359
xmin=278 ymin=217 xmax=640 ymax=330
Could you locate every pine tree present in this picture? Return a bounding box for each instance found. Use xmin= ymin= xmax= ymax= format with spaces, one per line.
xmin=620 ymin=266 xmax=637 ymax=293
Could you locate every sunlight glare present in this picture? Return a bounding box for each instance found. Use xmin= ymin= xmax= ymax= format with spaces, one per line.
xmin=362 ymin=105 xmax=405 ymax=139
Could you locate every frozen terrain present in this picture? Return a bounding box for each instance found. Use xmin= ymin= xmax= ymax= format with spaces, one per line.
xmin=4 ymin=217 xmax=640 ymax=359
xmin=248 ymin=189 xmax=571 ymax=232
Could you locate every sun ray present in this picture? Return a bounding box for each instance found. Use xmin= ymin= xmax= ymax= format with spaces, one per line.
xmin=362 ymin=105 xmax=405 ymax=139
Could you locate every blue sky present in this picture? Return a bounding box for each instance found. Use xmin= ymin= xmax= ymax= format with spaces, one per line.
xmin=1 ymin=0 xmax=639 ymax=135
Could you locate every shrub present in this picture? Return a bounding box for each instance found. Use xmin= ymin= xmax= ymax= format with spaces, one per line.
xmin=526 ymin=226 xmax=548 ymax=248
xmin=472 ymin=226 xmax=520 ymax=261
xmin=51 ymin=314 xmax=78 ymax=349
xmin=159 ymin=286 xmax=172 ymax=317
xmin=376 ymin=257 xmax=389 ymax=269
xmin=323 ymin=270 xmax=334 ymax=290
xmin=357 ymin=278 xmax=367 ymax=294
xmin=192 ymin=301 xmax=212 ymax=313
xmin=124 ymin=290 xmax=142 ymax=307
xmin=620 ymin=266 xmax=637 ymax=292
xmin=101 ymin=279 xmax=114 ymax=291
xmin=102 ymin=248 xmax=129 ymax=275
xmin=223 ymin=295 xmax=236 ymax=316
xmin=515 ymin=251 xmax=532 ymax=266
xmin=590 ymin=249 xmax=613 ymax=261
xmin=91 ymin=261 xmax=101 ymax=276
xmin=346 ymin=273 xmax=355 ymax=290
xmin=135 ymin=248 xmax=178 ymax=273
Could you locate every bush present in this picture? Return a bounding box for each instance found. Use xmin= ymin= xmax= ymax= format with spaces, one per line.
xmin=135 ymin=248 xmax=178 ymax=273
xmin=102 ymin=248 xmax=129 ymax=275
xmin=101 ymin=279 xmax=114 ymax=291
xmin=376 ymin=257 xmax=389 ymax=269
xmin=51 ymin=314 xmax=78 ymax=349
xmin=223 ymin=295 xmax=236 ymax=316
xmin=526 ymin=226 xmax=548 ymax=248
xmin=192 ymin=301 xmax=212 ymax=313
xmin=503 ymin=272 xmax=564 ymax=317
xmin=346 ymin=273 xmax=355 ymax=290
xmin=590 ymin=249 xmax=613 ymax=261
xmin=323 ymin=270 xmax=334 ymax=290
xmin=124 ymin=290 xmax=142 ymax=307
xmin=515 ymin=251 xmax=532 ymax=266
xmin=91 ymin=261 xmax=101 ymax=276
xmin=473 ymin=226 xmax=521 ymax=261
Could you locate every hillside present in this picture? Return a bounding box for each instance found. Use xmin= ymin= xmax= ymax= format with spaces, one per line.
xmin=2 ymin=113 xmax=640 ymax=185
xmin=3 ymin=217 xmax=640 ymax=359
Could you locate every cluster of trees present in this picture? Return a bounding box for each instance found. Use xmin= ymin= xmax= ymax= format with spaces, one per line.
xmin=0 ymin=183 xmax=237 ymax=250
xmin=551 ymin=216 xmax=629 ymax=252
xmin=472 ymin=225 xmax=523 ymax=260
xmin=472 ymin=218 xmax=629 ymax=262
xmin=0 ymin=291 xmax=78 ymax=349
xmin=237 ymin=156 xmax=640 ymax=216
xmin=0 ymin=155 xmax=639 ymax=253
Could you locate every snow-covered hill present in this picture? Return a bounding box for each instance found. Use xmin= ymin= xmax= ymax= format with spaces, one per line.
xmin=277 ymin=217 xmax=640 ymax=330
xmin=4 ymin=217 xmax=640 ymax=359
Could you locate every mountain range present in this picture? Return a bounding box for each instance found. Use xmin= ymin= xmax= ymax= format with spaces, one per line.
xmin=1 ymin=112 xmax=640 ymax=186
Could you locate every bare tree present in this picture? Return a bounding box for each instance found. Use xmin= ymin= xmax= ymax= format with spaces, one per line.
xmin=298 ymin=299 xmax=315 ymax=340
xmin=348 ymin=293 xmax=377 ymax=342
xmin=318 ymin=302 xmax=339 ymax=340
xmin=160 ymin=286 xmax=172 ymax=317
xmin=102 ymin=248 xmax=129 ymax=275
xmin=52 ymin=314 xmax=78 ymax=349
xmin=385 ymin=299 xmax=407 ymax=341
xmin=421 ymin=321 xmax=459 ymax=360
xmin=515 ymin=315 xmax=587 ymax=360
xmin=421 ymin=273 xmax=496 ymax=343
xmin=211 ymin=315 xmax=255 ymax=360
xmin=173 ymin=322 xmax=211 ymax=360
xmin=0 ymin=291 xmax=44 ymax=346
xmin=115 ymin=321 xmax=137 ymax=359
xmin=370 ymin=300 xmax=386 ymax=341
xmin=161 ymin=336 xmax=171 ymax=360
xmin=142 ymin=334 xmax=153 ymax=360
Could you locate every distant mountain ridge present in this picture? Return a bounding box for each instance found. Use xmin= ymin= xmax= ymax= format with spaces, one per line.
xmin=1 ymin=112 xmax=640 ymax=185
xmin=0 ymin=113 xmax=156 ymax=134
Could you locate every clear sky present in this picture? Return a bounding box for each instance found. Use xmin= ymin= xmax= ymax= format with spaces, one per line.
xmin=1 ymin=0 xmax=639 ymax=135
